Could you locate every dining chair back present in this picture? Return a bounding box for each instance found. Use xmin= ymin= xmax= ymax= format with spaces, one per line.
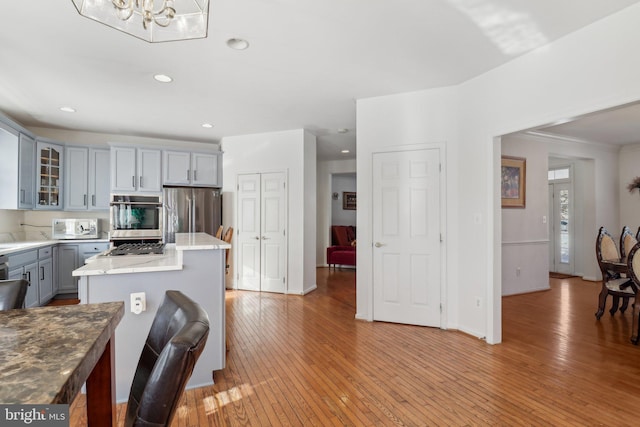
xmin=620 ymin=226 xmax=637 ymax=260
xmin=124 ymin=290 xmax=209 ymax=427
xmin=0 ymin=279 xmax=28 ymax=311
xmin=625 ymin=242 xmax=640 ymax=344
xmin=595 ymin=226 xmax=635 ymax=319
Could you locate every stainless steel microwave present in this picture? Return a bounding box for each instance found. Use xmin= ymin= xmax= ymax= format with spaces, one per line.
xmin=110 ymin=194 xmax=163 ymax=242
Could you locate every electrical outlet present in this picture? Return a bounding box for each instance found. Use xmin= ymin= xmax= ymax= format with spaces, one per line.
xmin=130 ymin=292 xmax=146 ymax=314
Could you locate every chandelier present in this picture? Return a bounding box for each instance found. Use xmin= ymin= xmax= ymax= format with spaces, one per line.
xmin=71 ymin=0 xmax=209 ymax=43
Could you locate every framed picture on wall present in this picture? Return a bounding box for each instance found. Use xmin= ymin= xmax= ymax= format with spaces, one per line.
xmin=343 ymin=192 xmax=356 ymax=210
xmin=501 ymin=156 xmax=526 ymax=208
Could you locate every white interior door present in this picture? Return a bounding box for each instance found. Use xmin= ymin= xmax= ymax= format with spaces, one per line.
xmin=260 ymin=173 xmax=287 ymax=293
xmin=549 ymin=182 xmax=573 ymax=274
xmin=372 ymin=149 xmax=441 ymax=327
xmin=237 ymin=174 xmax=261 ymax=291
xmin=237 ymin=172 xmax=287 ymax=293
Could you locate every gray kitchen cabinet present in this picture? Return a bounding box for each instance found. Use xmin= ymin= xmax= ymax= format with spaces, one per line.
xmin=89 ymin=148 xmax=110 ymax=209
xmin=35 ymin=139 xmax=64 ymax=210
xmin=65 ymin=146 xmax=89 ymax=210
xmin=163 ymin=150 xmax=221 ymax=187
xmin=7 ymin=249 xmax=39 ymax=308
xmin=0 ymin=119 xmax=36 ymax=210
xmin=18 ymin=133 xmax=36 ymax=209
xmin=57 ymin=244 xmax=79 ymax=294
xmin=78 ymin=242 xmax=109 ymax=263
xmin=111 ymin=146 xmax=161 ymax=193
xmin=37 ymin=246 xmax=53 ymax=305
xmin=57 ymin=242 xmax=109 ymax=295
xmin=65 ymin=147 xmax=110 ymax=210
xmin=52 ymin=245 xmax=59 ymax=295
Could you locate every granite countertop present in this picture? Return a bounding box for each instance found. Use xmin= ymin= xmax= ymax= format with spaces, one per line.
xmin=73 ymin=232 xmax=229 ymax=277
xmin=0 ymin=301 xmax=124 ymax=404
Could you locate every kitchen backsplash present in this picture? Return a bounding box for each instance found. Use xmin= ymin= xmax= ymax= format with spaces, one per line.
xmin=0 ymin=209 xmax=110 ymax=240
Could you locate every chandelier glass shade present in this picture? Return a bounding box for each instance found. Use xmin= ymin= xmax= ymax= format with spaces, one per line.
xmin=71 ymin=0 xmax=209 ymax=43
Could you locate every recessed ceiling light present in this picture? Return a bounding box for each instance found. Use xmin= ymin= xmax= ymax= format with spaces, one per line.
xmin=60 ymin=107 xmax=76 ymax=113
xmin=227 ymin=38 xmax=249 ymax=50
xmin=337 ymin=128 xmax=349 ymax=134
xmin=153 ymin=74 xmax=173 ymax=83
xmin=202 ymin=123 xmax=214 ymax=128
xmin=341 ymin=149 xmax=350 ymax=154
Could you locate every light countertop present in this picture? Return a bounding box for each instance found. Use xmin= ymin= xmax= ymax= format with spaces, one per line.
xmin=0 ymin=239 xmax=109 ymax=256
xmin=73 ymin=233 xmax=229 ymax=277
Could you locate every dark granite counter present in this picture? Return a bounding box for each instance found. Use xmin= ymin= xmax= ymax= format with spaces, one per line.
xmin=0 ymin=301 xmax=124 ymax=404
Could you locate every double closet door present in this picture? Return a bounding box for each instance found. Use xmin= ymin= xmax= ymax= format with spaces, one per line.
xmin=237 ymin=172 xmax=287 ymax=293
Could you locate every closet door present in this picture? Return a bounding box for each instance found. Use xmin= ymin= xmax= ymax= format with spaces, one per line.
xmin=237 ymin=174 xmax=262 ymax=291
xmin=237 ymin=172 xmax=287 ymax=293
xmin=260 ymin=172 xmax=287 ymax=293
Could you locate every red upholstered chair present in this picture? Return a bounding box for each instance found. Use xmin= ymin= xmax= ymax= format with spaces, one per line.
xmin=327 ymin=226 xmax=356 ymax=269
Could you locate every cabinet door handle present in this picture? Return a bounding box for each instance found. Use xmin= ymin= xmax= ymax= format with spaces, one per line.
xmin=139 ymin=176 xmax=143 ymax=188
xmin=84 ymin=194 xmax=87 ymax=206
xmin=187 ymin=169 xmax=190 ymax=181
xmin=92 ymin=195 xmax=96 ymax=206
xmin=132 ymin=176 xmax=136 ymax=188
xmin=25 ymin=271 xmax=31 ymax=284
xmin=193 ymin=170 xmax=197 ymax=181
xmin=40 ymin=266 xmax=44 ymax=281
xmin=20 ymin=189 xmax=25 ymax=203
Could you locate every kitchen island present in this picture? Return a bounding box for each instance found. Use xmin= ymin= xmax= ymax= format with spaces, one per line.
xmin=73 ymin=232 xmax=230 ymax=402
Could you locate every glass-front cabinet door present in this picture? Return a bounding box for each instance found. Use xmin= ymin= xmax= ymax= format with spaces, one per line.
xmin=36 ymin=140 xmax=63 ymax=210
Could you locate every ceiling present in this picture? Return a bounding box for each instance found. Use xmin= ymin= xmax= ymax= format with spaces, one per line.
xmin=529 ymin=102 xmax=640 ymax=146
xmin=1 ymin=1 xmax=639 ymax=161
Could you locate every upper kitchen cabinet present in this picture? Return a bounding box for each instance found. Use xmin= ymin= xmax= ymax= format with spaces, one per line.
xmin=35 ymin=139 xmax=63 ymax=210
xmin=65 ymin=146 xmax=110 ymax=210
xmin=163 ymin=150 xmax=222 ymax=187
xmin=0 ymin=120 xmax=35 ymax=210
xmin=111 ymin=146 xmax=161 ymax=193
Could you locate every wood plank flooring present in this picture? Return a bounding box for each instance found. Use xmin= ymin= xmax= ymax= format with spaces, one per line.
xmin=69 ymin=271 xmax=640 ymax=426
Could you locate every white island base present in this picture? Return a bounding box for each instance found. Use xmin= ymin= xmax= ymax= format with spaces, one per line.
xmin=73 ymin=233 xmax=230 ymax=403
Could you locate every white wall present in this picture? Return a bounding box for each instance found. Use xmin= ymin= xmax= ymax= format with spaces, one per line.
xmin=316 ymin=159 xmax=356 ymax=265
xmin=356 ymin=86 xmax=459 ymax=325
xmin=501 ymin=134 xmax=549 ymax=296
xmin=357 ymin=3 xmax=640 ymax=343
xmin=331 ymin=174 xmax=357 ymax=226
xmin=619 ymin=144 xmax=640 ymax=234
xmin=221 ymin=129 xmax=317 ymax=295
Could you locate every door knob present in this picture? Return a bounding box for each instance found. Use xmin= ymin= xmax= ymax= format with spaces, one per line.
xmin=254 ymin=236 xmax=260 ymax=240
xmin=374 ymin=242 xmax=384 ymax=248
xmin=262 ymin=236 xmax=270 ymax=240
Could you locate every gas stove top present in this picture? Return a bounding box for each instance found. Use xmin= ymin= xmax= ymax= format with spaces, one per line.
xmin=104 ymin=243 xmax=165 ymax=256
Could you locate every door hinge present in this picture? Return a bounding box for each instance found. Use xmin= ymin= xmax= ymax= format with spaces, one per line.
xmin=283 ymin=229 xmax=286 ymax=236
xmin=440 ymin=303 xmax=443 ymax=313
xmin=439 ymin=163 xmax=442 ymax=172
xmin=283 ymin=277 xmax=285 ymax=284
xmin=237 ymin=184 xmax=239 ymax=191
xmin=440 ymin=233 xmax=443 ymax=242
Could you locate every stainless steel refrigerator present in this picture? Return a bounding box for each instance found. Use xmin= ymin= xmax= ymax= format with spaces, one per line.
xmin=163 ymin=186 xmax=222 ymax=243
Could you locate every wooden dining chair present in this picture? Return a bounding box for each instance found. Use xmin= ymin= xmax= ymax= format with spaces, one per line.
xmin=595 ymin=226 xmax=635 ymax=319
xmin=620 ymin=226 xmax=638 ymax=260
xmin=222 ymin=227 xmax=233 ymax=274
xmin=625 ymin=242 xmax=640 ymax=344
xmin=215 ymin=225 xmax=224 ymax=239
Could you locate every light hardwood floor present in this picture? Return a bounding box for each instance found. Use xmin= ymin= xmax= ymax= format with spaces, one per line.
xmin=69 ymin=270 xmax=640 ymax=426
